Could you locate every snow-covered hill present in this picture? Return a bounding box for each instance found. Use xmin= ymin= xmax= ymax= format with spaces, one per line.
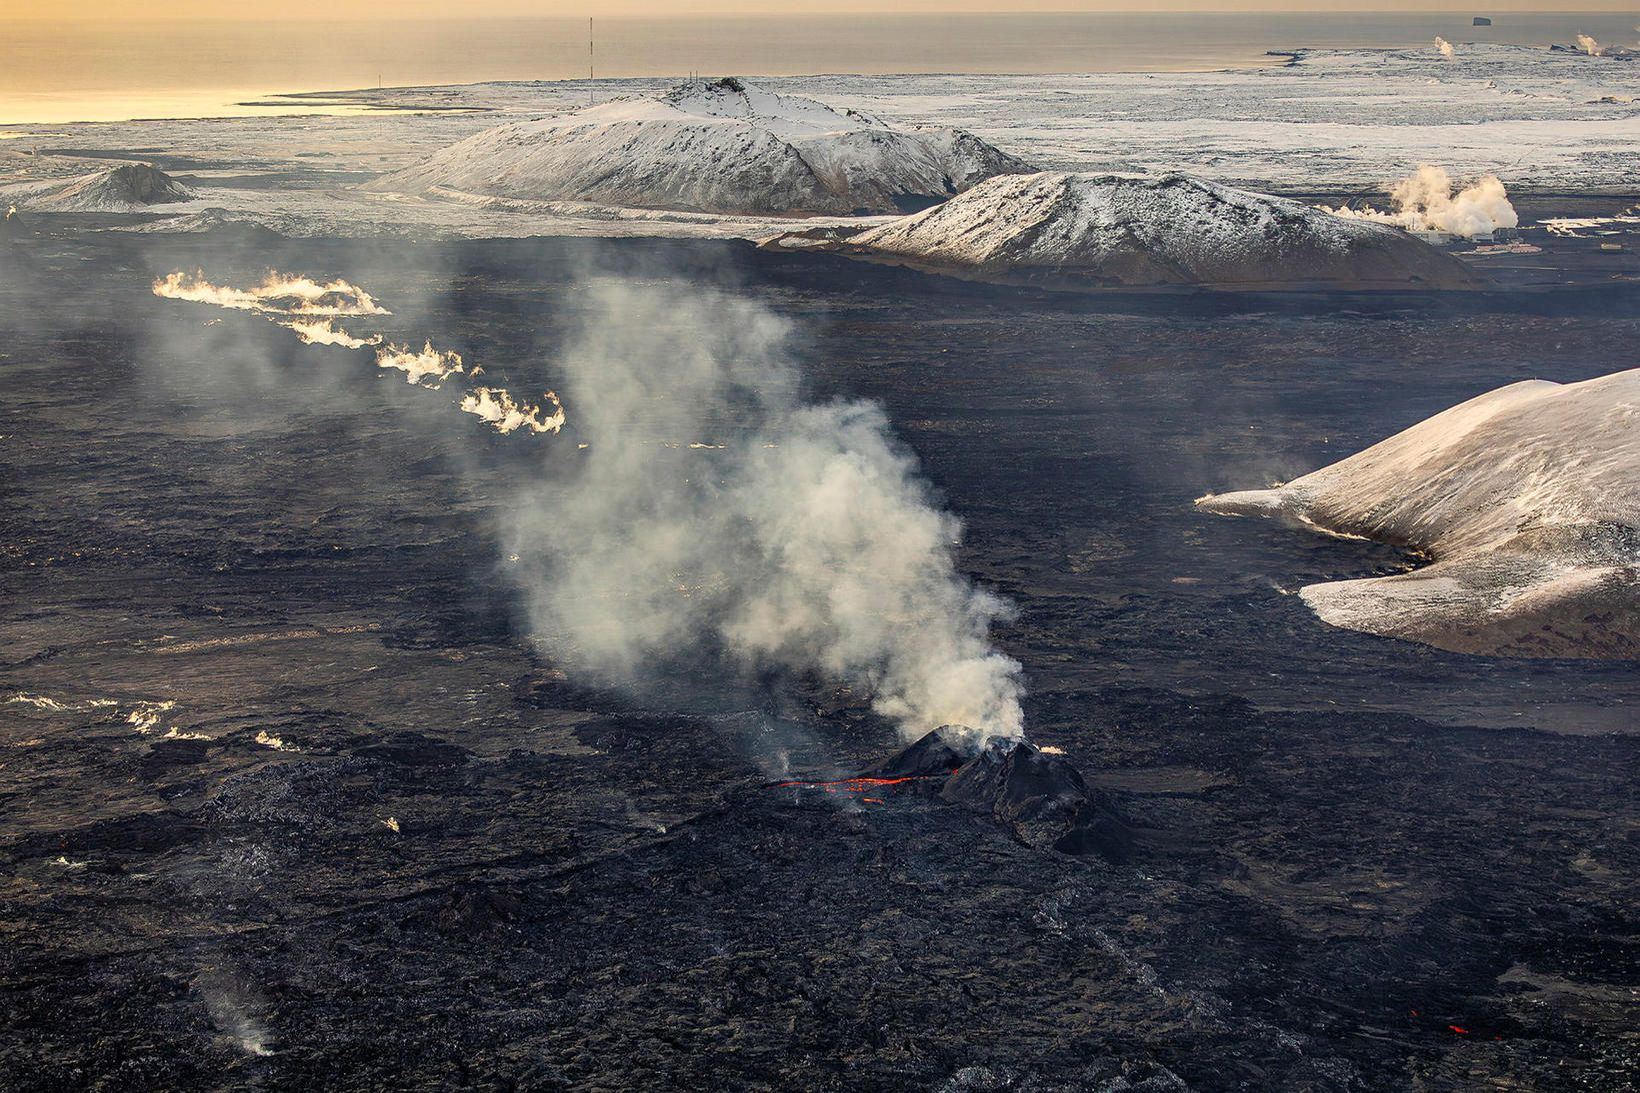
xmin=1197 ymin=369 xmax=1640 ymax=659
xmin=3 ymin=164 xmax=194 ymax=213
xmin=366 ymin=77 xmax=1031 ymax=217
xmin=836 ymin=172 xmax=1483 ymax=289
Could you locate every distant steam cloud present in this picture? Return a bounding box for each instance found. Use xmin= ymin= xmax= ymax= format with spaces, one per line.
xmin=1577 ymin=33 xmax=1602 ymax=56
xmin=153 ymin=270 xmax=388 ymax=317
xmin=376 ymin=340 xmax=466 ymax=387
xmin=1434 ymin=36 xmax=1456 ymax=59
xmin=504 ymin=279 xmax=1023 ymax=745
xmin=1321 ymin=164 xmax=1518 ymax=238
xmin=279 ymin=317 xmax=382 ymax=349
xmin=459 ymin=386 xmax=566 ymax=434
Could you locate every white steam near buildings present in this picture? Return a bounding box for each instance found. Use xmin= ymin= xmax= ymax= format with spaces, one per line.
xmin=1321 ymin=165 xmax=1519 ymax=241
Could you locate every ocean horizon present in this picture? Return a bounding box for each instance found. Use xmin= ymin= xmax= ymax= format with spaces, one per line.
xmin=3 ymin=10 xmax=1638 ymax=125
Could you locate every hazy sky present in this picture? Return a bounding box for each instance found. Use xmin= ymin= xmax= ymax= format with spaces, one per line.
xmin=13 ymin=1 xmax=1638 ymax=18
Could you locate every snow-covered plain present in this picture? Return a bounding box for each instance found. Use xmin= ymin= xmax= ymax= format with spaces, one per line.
xmin=0 ymin=45 xmax=1634 ymax=239
xmin=1197 ymin=370 xmax=1640 ymax=659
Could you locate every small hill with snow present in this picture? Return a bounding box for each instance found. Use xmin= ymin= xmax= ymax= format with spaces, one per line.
xmin=4 ymin=164 xmax=194 ymax=213
xmin=830 ymin=172 xmax=1482 ymax=289
xmin=367 ymin=78 xmax=1031 ymax=217
xmin=1197 ymin=369 xmax=1640 ymax=659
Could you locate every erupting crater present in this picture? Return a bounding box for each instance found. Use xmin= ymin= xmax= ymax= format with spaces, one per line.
xmin=774 ymin=725 xmax=1131 ymax=860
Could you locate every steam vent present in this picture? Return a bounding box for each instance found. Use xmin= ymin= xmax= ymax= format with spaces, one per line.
xmin=781 ymin=726 xmax=1133 ymax=862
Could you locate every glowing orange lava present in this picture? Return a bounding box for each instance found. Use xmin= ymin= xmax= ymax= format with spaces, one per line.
xmin=770 ymin=772 xmax=953 ymax=801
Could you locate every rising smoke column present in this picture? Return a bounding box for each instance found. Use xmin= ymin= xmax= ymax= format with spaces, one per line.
xmin=1434 ymin=37 xmax=1456 ymax=59
xmin=504 ymin=279 xmax=1024 ymax=745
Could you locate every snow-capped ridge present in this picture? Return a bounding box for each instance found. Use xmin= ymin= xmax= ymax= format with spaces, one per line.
xmin=366 ymin=78 xmax=1032 ymax=217
xmin=3 ymin=164 xmax=194 ymax=213
xmin=657 ymin=76 xmax=886 ymax=136
xmin=1197 ymin=369 xmax=1640 ymax=658
xmin=834 ymin=171 xmax=1482 ymax=289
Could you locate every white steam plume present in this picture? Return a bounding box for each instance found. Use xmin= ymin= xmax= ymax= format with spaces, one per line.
xmin=153 ymin=271 xmax=388 ymax=317
xmin=505 ymin=279 xmax=1023 ymax=745
xmin=460 ymin=387 xmax=566 ymax=434
xmin=1577 ymin=33 xmax=1602 ymax=56
xmin=1321 ymin=164 xmax=1518 ymax=238
xmin=1434 ymin=37 xmax=1456 ymax=59
xmin=375 ymin=340 xmax=465 ymax=387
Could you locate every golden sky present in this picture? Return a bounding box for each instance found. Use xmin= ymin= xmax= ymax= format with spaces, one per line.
xmin=12 ymin=1 xmax=1637 ymax=17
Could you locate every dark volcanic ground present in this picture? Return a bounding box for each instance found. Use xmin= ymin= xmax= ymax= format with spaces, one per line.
xmin=1 ymin=216 xmax=1637 ymax=1091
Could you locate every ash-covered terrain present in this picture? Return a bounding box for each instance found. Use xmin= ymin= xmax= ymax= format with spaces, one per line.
xmin=2 ymin=214 xmax=1637 ymax=1091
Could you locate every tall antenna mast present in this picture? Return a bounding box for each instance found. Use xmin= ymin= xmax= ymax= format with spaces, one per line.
xmin=588 ymin=18 xmax=595 ymax=106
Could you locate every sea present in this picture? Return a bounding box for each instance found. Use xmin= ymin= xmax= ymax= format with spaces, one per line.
xmin=3 ymin=11 xmax=1638 ymax=126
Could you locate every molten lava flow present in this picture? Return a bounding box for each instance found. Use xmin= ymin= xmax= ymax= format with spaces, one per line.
xmin=459 ymin=387 xmax=566 ymax=434
xmin=281 ymin=318 xmax=382 ymax=349
xmin=771 ymin=772 xmax=953 ymax=801
xmin=153 ymin=271 xmax=389 ymax=317
xmin=376 ymin=341 xmax=465 ymax=387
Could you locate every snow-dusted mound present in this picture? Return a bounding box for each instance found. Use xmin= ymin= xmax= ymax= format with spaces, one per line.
xmin=1197 ymin=370 xmax=1640 ymax=659
xmin=835 ymin=172 xmax=1482 ymax=289
xmin=366 ymin=77 xmax=1031 ymax=217
xmin=3 ymin=164 xmax=194 ymax=213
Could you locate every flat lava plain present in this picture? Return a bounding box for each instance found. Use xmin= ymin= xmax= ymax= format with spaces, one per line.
xmin=1 ymin=210 xmax=1637 ymax=1090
